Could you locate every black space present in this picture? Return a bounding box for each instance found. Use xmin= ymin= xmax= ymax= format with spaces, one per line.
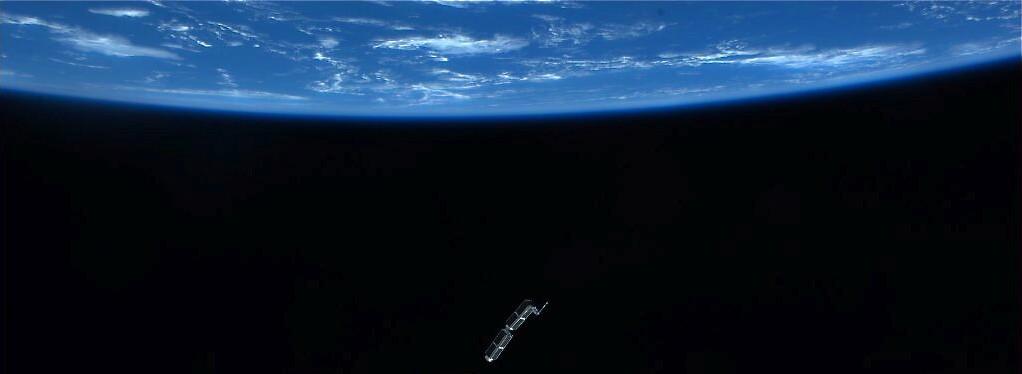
xmin=3 ymin=59 xmax=1020 ymax=374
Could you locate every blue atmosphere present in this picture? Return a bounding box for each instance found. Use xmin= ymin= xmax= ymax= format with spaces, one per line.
xmin=1 ymin=1 xmax=1019 ymax=117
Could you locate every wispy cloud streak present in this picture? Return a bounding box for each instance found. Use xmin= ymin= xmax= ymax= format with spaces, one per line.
xmin=1 ymin=13 xmax=179 ymax=59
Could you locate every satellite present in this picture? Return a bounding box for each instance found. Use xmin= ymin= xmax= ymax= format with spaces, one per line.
xmin=484 ymin=299 xmax=548 ymax=363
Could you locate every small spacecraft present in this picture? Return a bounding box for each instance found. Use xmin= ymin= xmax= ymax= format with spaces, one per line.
xmin=484 ymin=299 xmax=548 ymax=363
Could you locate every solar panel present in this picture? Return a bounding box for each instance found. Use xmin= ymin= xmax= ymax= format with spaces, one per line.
xmin=483 ymin=299 xmax=547 ymax=363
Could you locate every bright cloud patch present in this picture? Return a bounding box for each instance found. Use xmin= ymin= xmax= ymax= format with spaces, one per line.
xmin=739 ymin=45 xmax=927 ymax=69
xmin=59 ymin=33 xmax=180 ymax=59
xmin=89 ymin=8 xmax=151 ymax=18
xmin=319 ymin=36 xmax=339 ymax=49
xmin=373 ymin=34 xmax=528 ymax=55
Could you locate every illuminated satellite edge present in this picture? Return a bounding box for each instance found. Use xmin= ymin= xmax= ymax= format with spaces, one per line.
xmin=484 ymin=299 xmax=548 ymax=363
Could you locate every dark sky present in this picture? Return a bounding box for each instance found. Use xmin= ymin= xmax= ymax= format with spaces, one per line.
xmin=3 ymin=59 xmax=1019 ymax=374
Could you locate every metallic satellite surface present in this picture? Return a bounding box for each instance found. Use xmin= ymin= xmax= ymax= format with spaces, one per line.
xmin=485 ymin=299 xmax=548 ymax=363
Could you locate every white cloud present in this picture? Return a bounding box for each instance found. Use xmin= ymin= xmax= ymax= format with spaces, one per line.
xmin=333 ymin=17 xmax=414 ymax=31
xmin=89 ymin=8 xmax=150 ymax=18
xmin=312 ymin=51 xmax=354 ymax=71
xmin=532 ymin=16 xmax=667 ymax=47
xmin=894 ymin=1 xmax=1020 ymax=23
xmin=306 ymin=70 xmax=390 ymax=95
xmin=657 ymin=85 xmax=726 ymax=97
xmin=334 ymin=17 xmax=385 ymax=27
xmin=307 ymin=67 xmax=485 ymax=105
xmin=373 ymin=34 xmax=528 ymax=55
xmin=431 ymin=68 xmax=485 ymax=84
xmin=58 ymin=33 xmax=181 ymax=59
xmin=657 ymin=40 xmax=759 ymax=64
xmin=423 ymin=0 xmax=473 ymax=8
xmin=0 ymin=69 xmax=33 ymax=78
xmin=879 ymin=22 xmax=913 ymax=30
xmin=306 ymin=63 xmax=393 ymax=95
xmin=950 ymin=37 xmax=1021 ymax=57
xmin=600 ymin=85 xmax=726 ymax=102
xmin=308 ymin=73 xmax=348 ymax=94
xmin=303 ymin=64 xmax=561 ymax=106
xmin=519 ymin=55 xmax=650 ymax=74
xmin=431 ymin=68 xmax=561 ymax=89
xmin=0 ymin=13 xmax=70 ymax=31
xmin=655 ymin=41 xmax=926 ymax=70
xmin=158 ymin=22 xmax=192 ymax=33
xmin=595 ymin=21 xmax=667 ymax=41
xmin=424 ymin=0 xmax=567 ymax=7
xmin=737 ymin=45 xmax=925 ymax=69
xmin=161 ymin=43 xmax=195 ymax=52
xmin=207 ymin=21 xmax=259 ymax=39
xmin=514 ymin=40 xmax=927 ymax=86
xmin=319 ymin=36 xmax=339 ymax=49
xmin=533 ymin=19 xmax=594 ymax=47
xmin=49 ymin=57 xmax=109 ymax=69
xmin=409 ymin=84 xmax=471 ymax=104
xmin=532 ymin=14 xmax=561 ymax=22
xmin=217 ymin=68 xmax=237 ymax=87
xmin=134 ymin=87 xmax=306 ymax=100
xmin=143 ymin=72 xmax=169 ymax=83
xmin=193 ymin=38 xmax=213 ymax=48
xmin=2 ymin=13 xmax=179 ymax=59
xmin=523 ymin=72 xmax=562 ymax=81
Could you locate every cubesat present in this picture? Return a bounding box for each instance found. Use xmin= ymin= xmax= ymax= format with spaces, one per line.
xmin=484 ymin=299 xmax=548 ymax=363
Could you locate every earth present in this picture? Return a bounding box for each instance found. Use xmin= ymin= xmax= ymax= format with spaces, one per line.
xmin=1 ymin=1 xmax=1019 ymax=117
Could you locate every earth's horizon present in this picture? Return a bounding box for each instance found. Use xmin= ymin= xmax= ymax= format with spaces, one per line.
xmin=1 ymin=1 xmax=1019 ymax=117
